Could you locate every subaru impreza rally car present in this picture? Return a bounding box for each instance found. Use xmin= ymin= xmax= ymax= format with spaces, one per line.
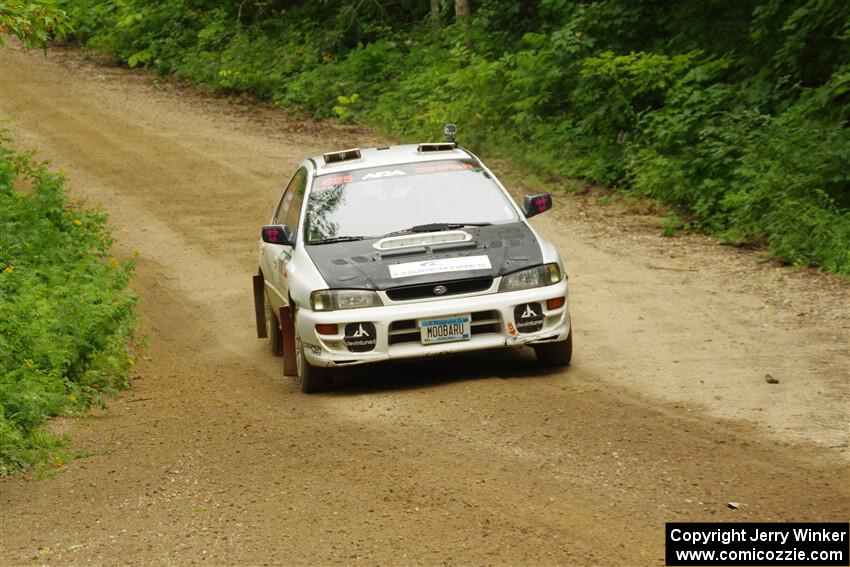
xmin=253 ymin=130 xmax=572 ymax=392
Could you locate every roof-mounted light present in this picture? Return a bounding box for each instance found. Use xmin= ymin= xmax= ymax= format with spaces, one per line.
xmin=322 ymin=148 xmax=361 ymax=165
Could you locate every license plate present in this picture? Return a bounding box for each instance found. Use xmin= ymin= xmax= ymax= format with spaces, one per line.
xmin=419 ymin=315 xmax=471 ymax=345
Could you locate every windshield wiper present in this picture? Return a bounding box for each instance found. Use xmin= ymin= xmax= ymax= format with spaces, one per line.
xmin=384 ymin=222 xmax=492 ymax=236
xmin=308 ymin=235 xmax=373 ymax=245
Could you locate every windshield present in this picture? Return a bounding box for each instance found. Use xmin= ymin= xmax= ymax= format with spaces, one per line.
xmin=304 ymin=160 xmax=519 ymax=243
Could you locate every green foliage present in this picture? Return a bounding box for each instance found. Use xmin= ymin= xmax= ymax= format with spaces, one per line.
xmin=0 ymin=0 xmax=70 ymax=48
xmin=660 ymin=214 xmax=688 ymax=237
xmin=60 ymin=0 xmax=850 ymax=275
xmin=333 ymin=93 xmax=361 ymax=122
xmin=0 ymin=140 xmax=137 ymax=474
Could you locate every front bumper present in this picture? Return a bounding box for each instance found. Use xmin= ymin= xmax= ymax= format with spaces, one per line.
xmin=295 ymin=281 xmax=571 ymax=368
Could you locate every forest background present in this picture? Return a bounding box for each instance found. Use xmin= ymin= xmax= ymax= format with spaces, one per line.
xmin=59 ymin=0 xmax=850 ymax=275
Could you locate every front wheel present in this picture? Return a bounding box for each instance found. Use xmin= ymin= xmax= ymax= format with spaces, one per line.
xmin=295 ymin=327 xmax=334 ymax=393
xmin=534 ymin=330 xmax=572 ymax=367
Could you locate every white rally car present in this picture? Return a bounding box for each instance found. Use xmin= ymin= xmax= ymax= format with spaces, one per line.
xmin=253 ymin=130 xmax=572 ymax=392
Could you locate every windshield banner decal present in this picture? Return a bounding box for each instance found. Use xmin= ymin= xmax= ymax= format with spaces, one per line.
xmin=314 ymin=160 xmax=477 ymax=191
xmin=389 ymin=256 xmax=492 ymax=279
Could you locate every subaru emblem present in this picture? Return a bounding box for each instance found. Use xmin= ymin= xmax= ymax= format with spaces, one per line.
xmin=433 ymin=285 xmax=448 ymax=296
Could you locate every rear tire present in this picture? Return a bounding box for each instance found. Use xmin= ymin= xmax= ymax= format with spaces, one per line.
xmin=534 ymin=330 xmax=572 ymax=367
xmin=295 ymin=326 xmax=333 ymax=393
xmin=265 ymin=289 xmax=283 ymax=357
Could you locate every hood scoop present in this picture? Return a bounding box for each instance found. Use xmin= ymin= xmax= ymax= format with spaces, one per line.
xmin=374 ymin=230 xmax=471 ymax=251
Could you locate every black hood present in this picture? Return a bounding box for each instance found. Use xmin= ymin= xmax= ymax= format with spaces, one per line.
xmin=305 ymin=221 xmax=543 ymax=291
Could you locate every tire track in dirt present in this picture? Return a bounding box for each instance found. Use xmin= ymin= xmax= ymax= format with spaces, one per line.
xmin=1 ymin=43 xmax=847 ymax=566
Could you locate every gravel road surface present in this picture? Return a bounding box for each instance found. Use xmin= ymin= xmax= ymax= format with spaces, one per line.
xmin=1 ymin=43 xmax=848 ymax=566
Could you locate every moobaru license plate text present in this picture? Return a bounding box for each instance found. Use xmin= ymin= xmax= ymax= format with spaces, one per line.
xmin=419 ymin=315 xmax=471 ymax=344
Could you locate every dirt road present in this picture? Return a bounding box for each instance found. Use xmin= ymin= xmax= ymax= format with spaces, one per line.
xmin=1 ymin=43 xmax=848 ymax=565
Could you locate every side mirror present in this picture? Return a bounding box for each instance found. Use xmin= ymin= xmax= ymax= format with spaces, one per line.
xmin=261 ymin=224 xmax=294 ymax=246
xmin=522 ymin=193 xmax=553 ymax=218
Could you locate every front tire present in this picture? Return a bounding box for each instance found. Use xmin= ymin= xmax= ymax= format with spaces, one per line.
xmin=295 ymin=326 xmax=333 ymax=393
xmin=534 ymin=330 xmax=572 ymax=367
xmin=264 ymin=289 xmax=283 ymax=357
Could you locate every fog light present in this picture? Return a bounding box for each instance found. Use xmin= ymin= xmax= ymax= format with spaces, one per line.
xmin=546 ymin=297 xmax=566 ymax=310
xmin=315 ymin=323 xmax=338 ymax=335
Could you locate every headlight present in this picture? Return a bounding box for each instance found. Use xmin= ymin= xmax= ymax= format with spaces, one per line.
xmin=499 ymin=263 xmax=562 ymax=292
xmin=310 ymin=289 xmax=383 ymax=311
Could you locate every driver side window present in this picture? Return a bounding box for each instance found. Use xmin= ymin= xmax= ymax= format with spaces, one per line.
xmin=285 ymin=170 xmax=307 ymax=239
xmin=273 ymin=167 xmax=307 ymax=226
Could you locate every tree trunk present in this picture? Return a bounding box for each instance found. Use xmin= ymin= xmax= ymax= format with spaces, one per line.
xmin=455 ymin=0 xmax=471 ymax=18
xmin=430 ymin=0 xmax=441 ymax=28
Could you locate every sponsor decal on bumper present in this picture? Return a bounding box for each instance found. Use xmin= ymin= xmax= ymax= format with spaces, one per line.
xmin=513 ymin=302 xmax=544 ymax=333
xmin=344 ymin=322 xmax=377 ymax=352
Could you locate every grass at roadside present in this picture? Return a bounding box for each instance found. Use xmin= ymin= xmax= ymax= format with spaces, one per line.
xmin=0 ymin=138 xmax=137 ymax=475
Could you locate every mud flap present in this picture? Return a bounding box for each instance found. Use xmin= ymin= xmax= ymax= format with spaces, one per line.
xmin=253 ymin=273 xmax=267 ymax=339
xmin=279 ymin=305 xmax=297 ymax=376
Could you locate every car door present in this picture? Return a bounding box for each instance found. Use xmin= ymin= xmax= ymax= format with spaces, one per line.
xmin=261 ymin=166 xmax=307 ymax=312
xmin=276 ymin=167 xmax=307 ymax=305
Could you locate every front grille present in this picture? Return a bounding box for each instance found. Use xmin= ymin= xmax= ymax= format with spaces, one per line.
xmin=388 ymin=310 xmax=501 ymax=345
xmin=386 ymin=277 xmax=493 ymax=301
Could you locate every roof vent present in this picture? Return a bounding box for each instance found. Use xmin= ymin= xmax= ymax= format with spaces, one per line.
xmin=322 ymin=148 xmax=361 ymax=165
xmin=417 ymin=142 xmax=457 ymax=153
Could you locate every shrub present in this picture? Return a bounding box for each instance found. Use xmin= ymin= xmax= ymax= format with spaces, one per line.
xmin=0 ymin=141 xmax=137 ymax=474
